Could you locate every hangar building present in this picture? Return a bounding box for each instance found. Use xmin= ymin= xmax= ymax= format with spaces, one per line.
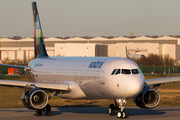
xmin=0 ymin=35 xmax=180 ymax=63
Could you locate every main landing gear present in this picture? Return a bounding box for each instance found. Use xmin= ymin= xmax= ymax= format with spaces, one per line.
xmin=36 ymin=104 xmax=51 ymax=116
xmin=109 ymin=99 xmax=127 ymax=119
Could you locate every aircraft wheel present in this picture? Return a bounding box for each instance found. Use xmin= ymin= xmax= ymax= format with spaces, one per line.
xmin=109 ymin=104 xmax=115 ymax=116
xmin=36 ymin=109 xmax=42 ymax=116
xmin=44 ymin=104 xmax=51 ymax=116
xmin=117 ymin=111 xmax=123 ymax=119
xmin=122 ymin=111 xmax=127 ymax=118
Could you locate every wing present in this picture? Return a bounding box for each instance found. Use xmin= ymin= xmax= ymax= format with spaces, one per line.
xmin=0 ymin=64 xmax=31 ymax=70
xmin=0 ymin=80 xmax=69 ymax=92
xmin=145 ymin=76 xmax=180 ymax=85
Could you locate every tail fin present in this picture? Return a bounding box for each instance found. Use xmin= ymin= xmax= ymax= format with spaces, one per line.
xmin=32 ymin=2 xmax=48 ymax=58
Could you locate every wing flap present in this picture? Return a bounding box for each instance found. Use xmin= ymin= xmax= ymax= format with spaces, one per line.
xmin=0 ymin=80 xmax=69 ymax=91
xmin=145 ymin=76 xmax=180 ymax=85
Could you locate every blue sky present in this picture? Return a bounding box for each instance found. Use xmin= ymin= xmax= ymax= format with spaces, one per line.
xmin=0 ymin=0 xmax=180 ymax=37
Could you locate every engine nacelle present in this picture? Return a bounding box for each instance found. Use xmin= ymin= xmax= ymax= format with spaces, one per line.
xmin=21 ymin=89 xmax=48 ymax=110
xmin=133 ymin=86 xmax=160 ymax=109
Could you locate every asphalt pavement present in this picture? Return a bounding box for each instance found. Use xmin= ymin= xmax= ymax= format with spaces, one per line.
xmin=0 ymin=106 xmax=180 ymax=120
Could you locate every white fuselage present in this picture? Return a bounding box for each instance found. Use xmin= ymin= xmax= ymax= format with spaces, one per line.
xmin=28 ymin=57 xmax=145 ymax=100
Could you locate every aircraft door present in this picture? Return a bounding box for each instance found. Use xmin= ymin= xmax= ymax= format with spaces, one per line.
xmin=100 ymin=62 xmax=111 ymax=84
xmin=93 ymin=62 xmax=111 ymax=99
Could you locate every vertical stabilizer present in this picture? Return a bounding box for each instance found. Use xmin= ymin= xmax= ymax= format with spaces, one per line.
xmin=32 ymin=2 xmax=48 ymax=58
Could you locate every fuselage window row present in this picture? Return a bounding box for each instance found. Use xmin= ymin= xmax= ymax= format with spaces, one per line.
xmin=111 ymin=69 xmax=139 ymax=75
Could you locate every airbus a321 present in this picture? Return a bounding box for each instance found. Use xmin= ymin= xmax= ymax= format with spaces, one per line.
xmin=0 ymin=2 xmax=180 ymax=119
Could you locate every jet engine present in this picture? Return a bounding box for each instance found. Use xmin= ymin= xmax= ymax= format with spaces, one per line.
xmin=21 ymin=89 xmax=48 ymax=110
xmin=133 ymin=85 xmax=160 ymax=109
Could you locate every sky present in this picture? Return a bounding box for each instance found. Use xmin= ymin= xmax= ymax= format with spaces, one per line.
xmin=0 ymin=0 xmax=180 ymax=37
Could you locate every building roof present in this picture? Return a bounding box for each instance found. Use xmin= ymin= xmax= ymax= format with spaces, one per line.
xmin=89 ymin=37 xmax=110 ymax=41
xmin=111 ymin=36 xmax=132 ymax=40
xmin=65 ymin=37 xmax=87 ymax=41
xmin=155 ymin=35 xmax=178 ymax=40
xmin=44 ymin=37 xmax=64 ymax=41
xmin=133 ymin=36 xmax=155 ymax=40
xmin=1 ymin=35 xmax=180 ymax=42
xmin=0 ymin=38 xmax=16 ymax=42
xmin=16 ymin=37 xmax=33 ymax=42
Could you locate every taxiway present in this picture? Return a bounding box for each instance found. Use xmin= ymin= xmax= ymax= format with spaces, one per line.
xmin=0 ymin=106 xmax=180 ymax=120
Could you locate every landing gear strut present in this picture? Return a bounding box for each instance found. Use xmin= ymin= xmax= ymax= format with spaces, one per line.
xmin=109 ymin=99 xmax=127 ymax=118
xmin=36 ymin=104 xmax=51 ymax=116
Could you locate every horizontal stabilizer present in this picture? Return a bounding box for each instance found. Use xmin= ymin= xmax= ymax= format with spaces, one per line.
xmin=0 ymin=64 xmax=31 ymax=70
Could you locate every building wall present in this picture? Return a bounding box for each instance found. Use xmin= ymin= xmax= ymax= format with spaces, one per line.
xmin=55 ymin=43 xmax=95 ymax=57
xmin=17 ymin=50 xmax=24 ymax=60
xmin=0 ymin=39 xmax=179 ymax=61
xmin=116 ymin=44 xmax=127 ymax=57
xmin=8 ymin=51 xmax=15 ymax=60
xmin=110 ymin=43 xmax=160 ymax=57
xmin=178 ymin=39 xmax=180 ymax=45
xmin=176 ymin=45 xmax=180 ymax=61
xmin=47 ymin=51 xmax=54 ymax=57
xmin=25 ymin=50 xmax=34 ymax=61
xmin=0 ymin=47 xmax=54 ymax=61
xmin=161 ymin=44 xmax=176 ymax=59
xmin=107 ymin=43 xmax=177 ymax=60
xmin=2 ymin=51 xmax=9 ymax=60
xmin=108 ymin=44 xmax=116 ymax=57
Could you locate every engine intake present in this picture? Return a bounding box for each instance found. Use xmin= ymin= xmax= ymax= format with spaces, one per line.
xmin=133 ymin=87 xmax=160 ymax=109
xmin=21 ymin=89 xmax=48 ymax=110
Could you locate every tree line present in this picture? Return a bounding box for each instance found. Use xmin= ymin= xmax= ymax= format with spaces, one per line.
xmin=132 ymin=54 xmax=176 ymax=66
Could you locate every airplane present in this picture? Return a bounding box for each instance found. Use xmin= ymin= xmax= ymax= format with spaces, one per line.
xmin=0 ymin=2 xmax=180 ymax=119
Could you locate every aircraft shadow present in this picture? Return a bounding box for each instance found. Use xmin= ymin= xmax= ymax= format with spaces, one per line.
xmin=50 ymin=107 xmax=169 ymax=116
xmin=0 ymin=107 xmax=179 ymax=117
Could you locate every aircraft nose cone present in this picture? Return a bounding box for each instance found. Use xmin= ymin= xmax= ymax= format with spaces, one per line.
xmin=126 ymin=76 xmax=144 ymax=97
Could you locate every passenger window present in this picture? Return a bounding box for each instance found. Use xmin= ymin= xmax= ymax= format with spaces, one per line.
xmin=115 ymin=69 xmax=121 ymax=75
xmin=132 ymin=69 xmax=139 ymax=74
xmin=111 ymin=69 xmax=117 ymax=75
xmin=122 ymin=69 xmax=131 ymax=74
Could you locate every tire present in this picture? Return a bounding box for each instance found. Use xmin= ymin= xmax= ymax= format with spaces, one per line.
xmin=45 ymin=104 xmax=51 ymax=116
xmin=109 ymin=104 xmax=115 ymax=116
xmin=122 ymin=111 xmax=127 ymax=118
xmin=117 ymin=111 xmax=123 ymax=119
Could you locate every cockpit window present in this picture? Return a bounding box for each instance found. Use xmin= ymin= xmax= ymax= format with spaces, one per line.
xmin=115 ymin=69 xmax=121 ymax=75
xmin=122 ymin=69 xmax=131 ymax=74
xmin=111 ymin=69 xmax=117 ymax=75
xmin=131 ymin=69 xmax=139 ymax=74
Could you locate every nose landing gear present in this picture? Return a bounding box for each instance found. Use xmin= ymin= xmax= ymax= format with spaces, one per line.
xmin=109 ymin=99 xmax=127 ymax=119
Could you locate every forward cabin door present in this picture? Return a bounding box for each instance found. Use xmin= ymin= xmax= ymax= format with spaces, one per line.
xmin=93 ymin=62 xmax=111 ymax=98
xmin=100 ymin=62 xmax=111 ymax=85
